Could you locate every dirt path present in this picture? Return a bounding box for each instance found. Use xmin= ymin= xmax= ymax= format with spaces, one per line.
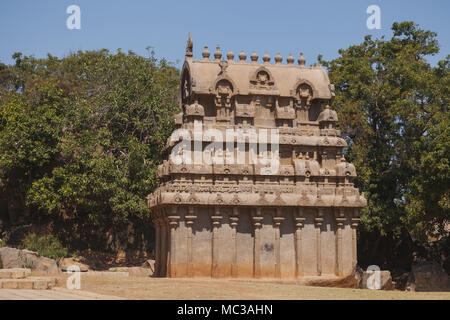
xmin=55 ymin=275 xmax=450 ymax=300
xmin=0 ymin=287 xmax=123 ymax=300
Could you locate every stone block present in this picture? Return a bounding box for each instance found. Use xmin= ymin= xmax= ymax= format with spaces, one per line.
xmin=16 ymin=280 xmax=34 ymax=290
xmin=0 ymin=268 xmax=32 ymax=279
xmin=359 ymin=270 xmax=394 ymax=290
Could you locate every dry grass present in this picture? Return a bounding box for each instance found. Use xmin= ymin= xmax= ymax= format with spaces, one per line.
xmin=55 ymin=275 xmax=450 ymax=300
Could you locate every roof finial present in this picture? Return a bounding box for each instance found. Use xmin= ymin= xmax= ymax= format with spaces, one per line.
xmin=298 ymin=52 xmax=306 ymax=66
xmin=238 ymin=51 xmax=247 ymax=63
xmin=287 ymin=53 xmax=294 ymax=65
xmin=226 ymin=51 xmax=235 ymax=62
xmin=214 ymin=45 xmax=222 ymax=61
xmin=202 ymin=46 xmax=210 ymax=60
xmin=275 ymin=53 xmax=283 ymax=64
xmin=250 ymin=51 xmax=258 ymax=63
xmin=185 ymin=32 xmax=193 ymax=59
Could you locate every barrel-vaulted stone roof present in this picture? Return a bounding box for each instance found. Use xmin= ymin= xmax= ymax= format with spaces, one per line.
xmin=182 ymin=58 xmax=333 ymax=100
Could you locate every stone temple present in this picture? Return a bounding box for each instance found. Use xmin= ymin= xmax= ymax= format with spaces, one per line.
xmin=147 ymin=34 xmax=366 ymax=279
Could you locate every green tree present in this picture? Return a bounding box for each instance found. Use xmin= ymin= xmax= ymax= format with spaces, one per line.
xmin=0 ymin=49 xmax=179 ymax=232
xmin=320 ymin=22 xmax=449 ymax=268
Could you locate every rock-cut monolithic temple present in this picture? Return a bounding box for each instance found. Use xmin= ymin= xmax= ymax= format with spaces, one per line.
xmin=147 ymin=34 xmax=367 ymax=279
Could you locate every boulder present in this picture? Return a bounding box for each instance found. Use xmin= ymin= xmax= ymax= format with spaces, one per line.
xmin=407 ymin=261 xmax=450 ymax=292
xmin=59 ymin=258 xmax=90 ymax=272
xmin=108 ymin=266 xmax=153 ymax=277
xmin=359 ymin=270 xmax=394 ymax=290
xmin=0 ymin=247 xmax=60 ymax=275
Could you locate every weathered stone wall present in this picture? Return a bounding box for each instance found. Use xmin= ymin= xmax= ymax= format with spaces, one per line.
xmin=152 ymin=205 xmax=358 ymax=278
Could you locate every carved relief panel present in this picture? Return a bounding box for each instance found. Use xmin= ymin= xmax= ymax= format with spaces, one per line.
xmin=214 ymin=79 xmax=234 ymax=121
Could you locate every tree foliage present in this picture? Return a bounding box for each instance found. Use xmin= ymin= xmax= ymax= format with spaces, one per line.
xmin=0 ymin=49 xmax=179 ymax=226
xmin=20 ymin=233 xmax=68 ymax=260
xmin=320 ymin=22 xmax=449 ymax=243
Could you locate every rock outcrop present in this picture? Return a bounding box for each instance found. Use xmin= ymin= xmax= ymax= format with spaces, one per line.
xmin=407 ymin=261 xmax=450 ymax=292
xmin=58 ymin=257 xmax=90 ymax=272
xmin=0 ymin=247 xmax=60 ymax=275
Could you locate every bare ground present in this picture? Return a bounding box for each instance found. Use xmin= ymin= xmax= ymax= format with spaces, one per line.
xmin=54 ymin=275 xmax=450 ymax=300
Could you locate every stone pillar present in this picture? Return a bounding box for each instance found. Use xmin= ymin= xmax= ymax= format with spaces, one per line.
xmin=273 ymin=208 xmax=284 ymax=278
xmin=334 ymin=208 xmax=346 ymax=276
xmin=185 ymin=206 xmax=197 ymax=277
xmin=351 ymin=209 xmax=360 ymax=271
xmin=211 ymin=207 xmax=222 ymax=278
xmin=154 ymin=216 xmax=161 ymax=276
xmin=252 ymin=207 xmax=263 ymax=278
xmin=314 ymin=208 xmax=324 ymax=276
xmin=160 ymin=212 xmax=168 ymax=277
xmin=167 ymin=207 xmax=180 ymax=278
xmin=294 ymin=207 xmax=306 ymax=278
xmin=230 ymin=207 xmax=239 ymax=277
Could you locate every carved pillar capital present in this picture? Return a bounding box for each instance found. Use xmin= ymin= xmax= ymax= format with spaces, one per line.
xmin=351 ymin=218 xmax=360 ymax=228
xmin=314 ymin=218 xmax=324 ymax=227
xmin=211 ymin=207 xmax=223 ymax=227
xmin=336 ymin=217 xmax=347 ymax=227
xmin=273 ymin=217 xmax=284 ymax=227
xmin=251 ymin=207 xmax=263 ymax=228
xmin=168 ymin=207 xmax=180 ymax=229
xmin=273 ymin=206 xmax=284 ymax=226
xmin=185 ymin=206 xmax=197 ymax=227
xmin=168 ymin=217 xmax=180 ymax=228
xmin=252 ymin=217 xmax=263 ymax=229
xmin=314 ymin=207 xmax=324 ymax=227
xmin=294 ymin=207 xmax=306 ymax=229
xmin=351 ymin=208 xmax=361 ymax=228
xmin=230 ymin=207 xmax=239 ymax=228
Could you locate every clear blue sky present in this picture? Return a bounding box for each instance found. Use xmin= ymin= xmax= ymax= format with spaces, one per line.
xmin=1 ymin=0 xmax=449 ymax=68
